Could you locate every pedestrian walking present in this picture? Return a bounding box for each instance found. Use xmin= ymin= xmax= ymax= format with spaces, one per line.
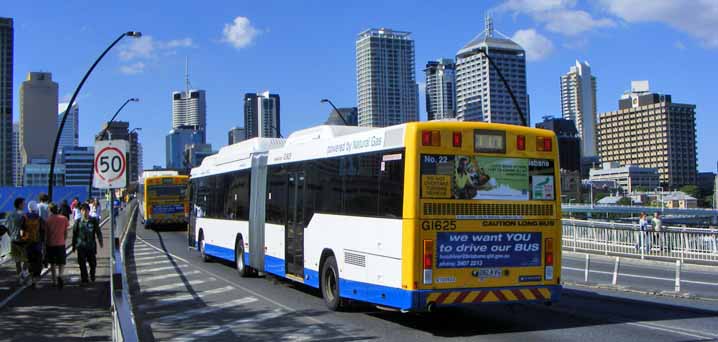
xmin=20 ymin=201 xmax=46 ymax=288
xmin=72 ymin=203 xmax=103 ymax=284
xmin=59 ymin=200 xmax=71 ymax=220
xmin=37 ymin=193 xmax=50 ymax=221
xmin=6 ymin=197 xmax=28 ymax=284
xmin=72 ymin=200 xmax=82 ymax=223
xmin=46 ymin=203 xmax=69 ymax=289
xmin=637 ymin=212 xmax=651 ymax=252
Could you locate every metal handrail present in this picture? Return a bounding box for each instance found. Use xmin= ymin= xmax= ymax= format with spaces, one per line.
xmin=112 ymin=201 xmax=139 ymax=342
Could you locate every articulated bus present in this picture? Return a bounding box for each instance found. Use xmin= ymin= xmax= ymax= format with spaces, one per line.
xmin=189 ymin=121 xmax=561 ymax=311
xmin=140 ymin=175 xmax=190 ymax=229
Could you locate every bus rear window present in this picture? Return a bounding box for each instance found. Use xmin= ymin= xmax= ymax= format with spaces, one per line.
xmin=148 ymin=184 xmax=186 ymax=198
xmin=420 ymin=154 xmax=555 ymax=201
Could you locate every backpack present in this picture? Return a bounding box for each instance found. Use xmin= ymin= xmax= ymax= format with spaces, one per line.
xmin=21 ymin=216 xmax=42 ymax=243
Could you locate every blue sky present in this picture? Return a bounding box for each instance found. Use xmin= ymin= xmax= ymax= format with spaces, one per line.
xmin=6 ymin=0 xmax=718 ymax=172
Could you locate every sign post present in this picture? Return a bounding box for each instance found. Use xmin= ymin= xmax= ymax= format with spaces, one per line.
xmin=93 ymin=140 xmax=128 ymax=295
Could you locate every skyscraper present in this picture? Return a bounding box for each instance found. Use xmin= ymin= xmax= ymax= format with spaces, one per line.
xmin=425 ymin=59 xmax=456 ymax=120
xmin=57 ymin=102 xmax=79 ymax=149
xmin=597 ymin=81 xmax=697 ymax=188
xmin=0 ymin=18 xmax=12 ymax=186
xmin=561 ymin=60 xmax=597 ymax=157
xmin=172 ymin=89 xmax=206 ymax=133
xmin=356 ymin=28 xmax=418 ymax=127
xmin=12 ymin=123 xmax=21 ymax=186
xmin=455 ymin=15 xmax=529 ymax=125
xmin=244 ymin=91 xmax=280 ymax=138
xmin=166 ymin=126 xmax=205 ymax=169
xmin=20 ymin=72 xmax=58 ymax=165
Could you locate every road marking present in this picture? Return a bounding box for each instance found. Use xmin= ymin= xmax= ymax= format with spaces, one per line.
xmin=140 ymin=270 xmax=200 ymax=283
xmin=132 ymin=255 xmax=168 ymax=262
xmin=626 ymin=321 xmax=717 ymax=340
xmin=133 ymin=251 xmax=159 ymax=256
xmin=132 ymin=260 xmax=173 ymax=267
xmin=170 ymin=309 xmax=285 ymax=342
xmin=133 ymin=264 xmax=189 ymax=274
xmin=155 ymin=296 xmax=258 ymax=323
xmin=563 ymin=266 xmax=718 ymax=286
xmin=137 ymin=286 xmax=234 ymax=311
xmin=136 ymin=237 xmax=330 ymax=326
xmin=143 ymin=278 xmax=215 ymax=293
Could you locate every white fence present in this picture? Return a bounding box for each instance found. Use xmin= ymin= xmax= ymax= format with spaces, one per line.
xmin=562 ymin=219 xmax=718 ymax=264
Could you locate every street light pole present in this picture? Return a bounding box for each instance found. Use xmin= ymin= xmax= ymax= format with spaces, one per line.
xmin=87 ymin=98 xmax=140 ymax=198
xmin=655 ymin=186 xmax=664 ymax=213
xmin=320 ymin=99 xmax=350 ymax=125
xmin=48 ymin=31 xmax=142 ymax=201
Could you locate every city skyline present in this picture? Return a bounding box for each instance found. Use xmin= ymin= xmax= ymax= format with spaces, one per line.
xmin=3 ymin=1 xmax=718 ymax=172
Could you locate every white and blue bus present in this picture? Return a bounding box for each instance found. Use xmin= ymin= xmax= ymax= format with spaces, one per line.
xmin=189 ymin=122 xmax=562 ymax=311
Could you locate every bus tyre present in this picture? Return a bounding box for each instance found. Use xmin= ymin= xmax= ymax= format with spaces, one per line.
xmin=236 ymin=241 xmax=250 ymax=277
xmin=321 ymin=255 xmax=343 ymax=311
xmin=199 ymin=233 xmax=211 ymax=262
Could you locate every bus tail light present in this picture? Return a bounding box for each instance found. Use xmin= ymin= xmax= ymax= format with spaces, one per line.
xmin=537 ymin=137 xmax=552 ymax=152
xmin=421 ymin=130 xmax=441 ymax=147
xmin=423 ymin=239 xmax=433 ymax=284
xmin=545 ymin=238 xmax=554 ymax=280
xmin=452 ymin=132 xmax=462 ymax=147
xmin=517 ymin=135 xmax=526 ymax=150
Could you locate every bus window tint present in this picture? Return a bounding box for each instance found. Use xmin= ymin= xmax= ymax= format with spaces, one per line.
xmin=224 ymin=171 xmax=251 ymax=220
xmin=266 ymin=166 xmax=287 ymax=225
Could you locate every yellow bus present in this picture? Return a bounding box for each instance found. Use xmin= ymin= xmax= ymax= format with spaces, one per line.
xmin=190 ymin=121 xmax=561 ymax=311
xmin=141 ymin=175 xmax=189 ymax=229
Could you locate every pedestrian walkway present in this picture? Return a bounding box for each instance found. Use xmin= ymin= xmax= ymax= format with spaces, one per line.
xmin=0 ymin=216 xmax=112 ymax=341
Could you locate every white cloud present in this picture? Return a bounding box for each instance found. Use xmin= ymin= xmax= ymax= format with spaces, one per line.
xmin=222 ymin=16 xmax=260 ymax=49
xmin=600 ymin=0 xmax=718 ymax=47
xmin=162 ymin=38 xmax=194 ymax=49
xmin=674 ymin=40 xmax=686 ymax=50
xmin=512 ymin=29 xmax=555 ymax=61
xmin=119 ymin=36 xmax=155 ymax=60
xmin=498 ymin=0 xmax=615 ymax=36
xmin=119 ymin=62 xmax=146 ymax=75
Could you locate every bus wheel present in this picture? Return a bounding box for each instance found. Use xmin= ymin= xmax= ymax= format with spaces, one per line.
xmin=199 ymin=233 xmax=211 ymax=262
xmin=321 ymin=255 xmax=343 ymax=311
xmin=236 ymin=241 xmax=251 ymax=277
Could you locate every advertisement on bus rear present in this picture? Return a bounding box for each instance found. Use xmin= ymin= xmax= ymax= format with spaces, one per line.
xmin=436 ymin=231 xmax=542 ymax=268
xmin=420 ymin=154 xmax=555 ymax=201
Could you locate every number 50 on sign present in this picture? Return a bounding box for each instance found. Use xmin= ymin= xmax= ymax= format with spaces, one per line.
xmin=93 ymin=140 xmax=128 ymax=189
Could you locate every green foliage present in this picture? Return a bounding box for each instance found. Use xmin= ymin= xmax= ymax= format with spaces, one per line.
xmin=616 ymin=197 xmax=633 ymax=205
xmin=633 ymin=186 xmax=649 ymax=193
xmin=679 ymin=185 xmax=700 ymax=198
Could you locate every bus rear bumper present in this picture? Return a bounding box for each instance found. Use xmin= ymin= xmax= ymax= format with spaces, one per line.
xmin=417 ymin=285 xmax=561 ymax=311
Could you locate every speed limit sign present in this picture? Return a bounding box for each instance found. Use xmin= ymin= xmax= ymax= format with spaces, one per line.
xmin=93 ymin=140 xmax=129 ymax=188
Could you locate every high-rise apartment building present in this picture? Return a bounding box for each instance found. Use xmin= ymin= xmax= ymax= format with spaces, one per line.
xmin=0 ymin=18 xmax=13 ymax=186
xmin=12 ymin=122 xmax=21 ymax=186
xmin=20 ymin=72 xmax=58 ymax=165
xmin=425 ymin=59 xmax=456 ymax=120
xmin=597 ymin=81 xmax=697 ymax=188
xmin=244 ymin=91 xmax=280 ymax=138
xmin=356 ymin=28 xmax=418 ymax=127
xmin=60 ymin=145 xmax=94 ymax=188
xmin=129 ymin=130 xmax=140 ymax=183
xmin=561 ymin=60 xmax=597 ymax=157
xmin=228 ymin=127 xmax=246 ymax=145
xmin=57 ymin=102 xmax=79 ymax=149
xmin=455 ymin=15 xmax=529 ymax=125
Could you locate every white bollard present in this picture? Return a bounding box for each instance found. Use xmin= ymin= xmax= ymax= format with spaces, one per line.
xmin=584 ymin=254 xmax=590 ymax=282
xmin=675 ymin=260 xmax=681 ymax=293
xmin=612 ymin=256 xmax=620 ymax=285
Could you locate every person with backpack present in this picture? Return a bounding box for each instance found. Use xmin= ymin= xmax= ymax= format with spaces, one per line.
xmin=46 ymin=203 xmax=69 ymax=289
xmin=20 ymin=201 xmax=46 ymax=288
xmin=6 ymin=197 xmax=28 ymax=285
xmin=72 ymin=203 xmax=103 ymax=284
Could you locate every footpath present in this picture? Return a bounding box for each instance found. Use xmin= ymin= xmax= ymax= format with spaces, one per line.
xmin=0 ymin=212 xmax=116 ymax=342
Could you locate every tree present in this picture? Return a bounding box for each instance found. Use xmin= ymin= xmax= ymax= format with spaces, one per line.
xmin=679 ymin=185 xmax=700 ymax=198
xmin=633 ymin=186 xmax=649 ymax=193
xmin=617 ymin=197 xmax=633 ymax=205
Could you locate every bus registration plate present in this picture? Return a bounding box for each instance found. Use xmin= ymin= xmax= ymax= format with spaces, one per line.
xmin=472 ymin=268 xmax=502 ymax=279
